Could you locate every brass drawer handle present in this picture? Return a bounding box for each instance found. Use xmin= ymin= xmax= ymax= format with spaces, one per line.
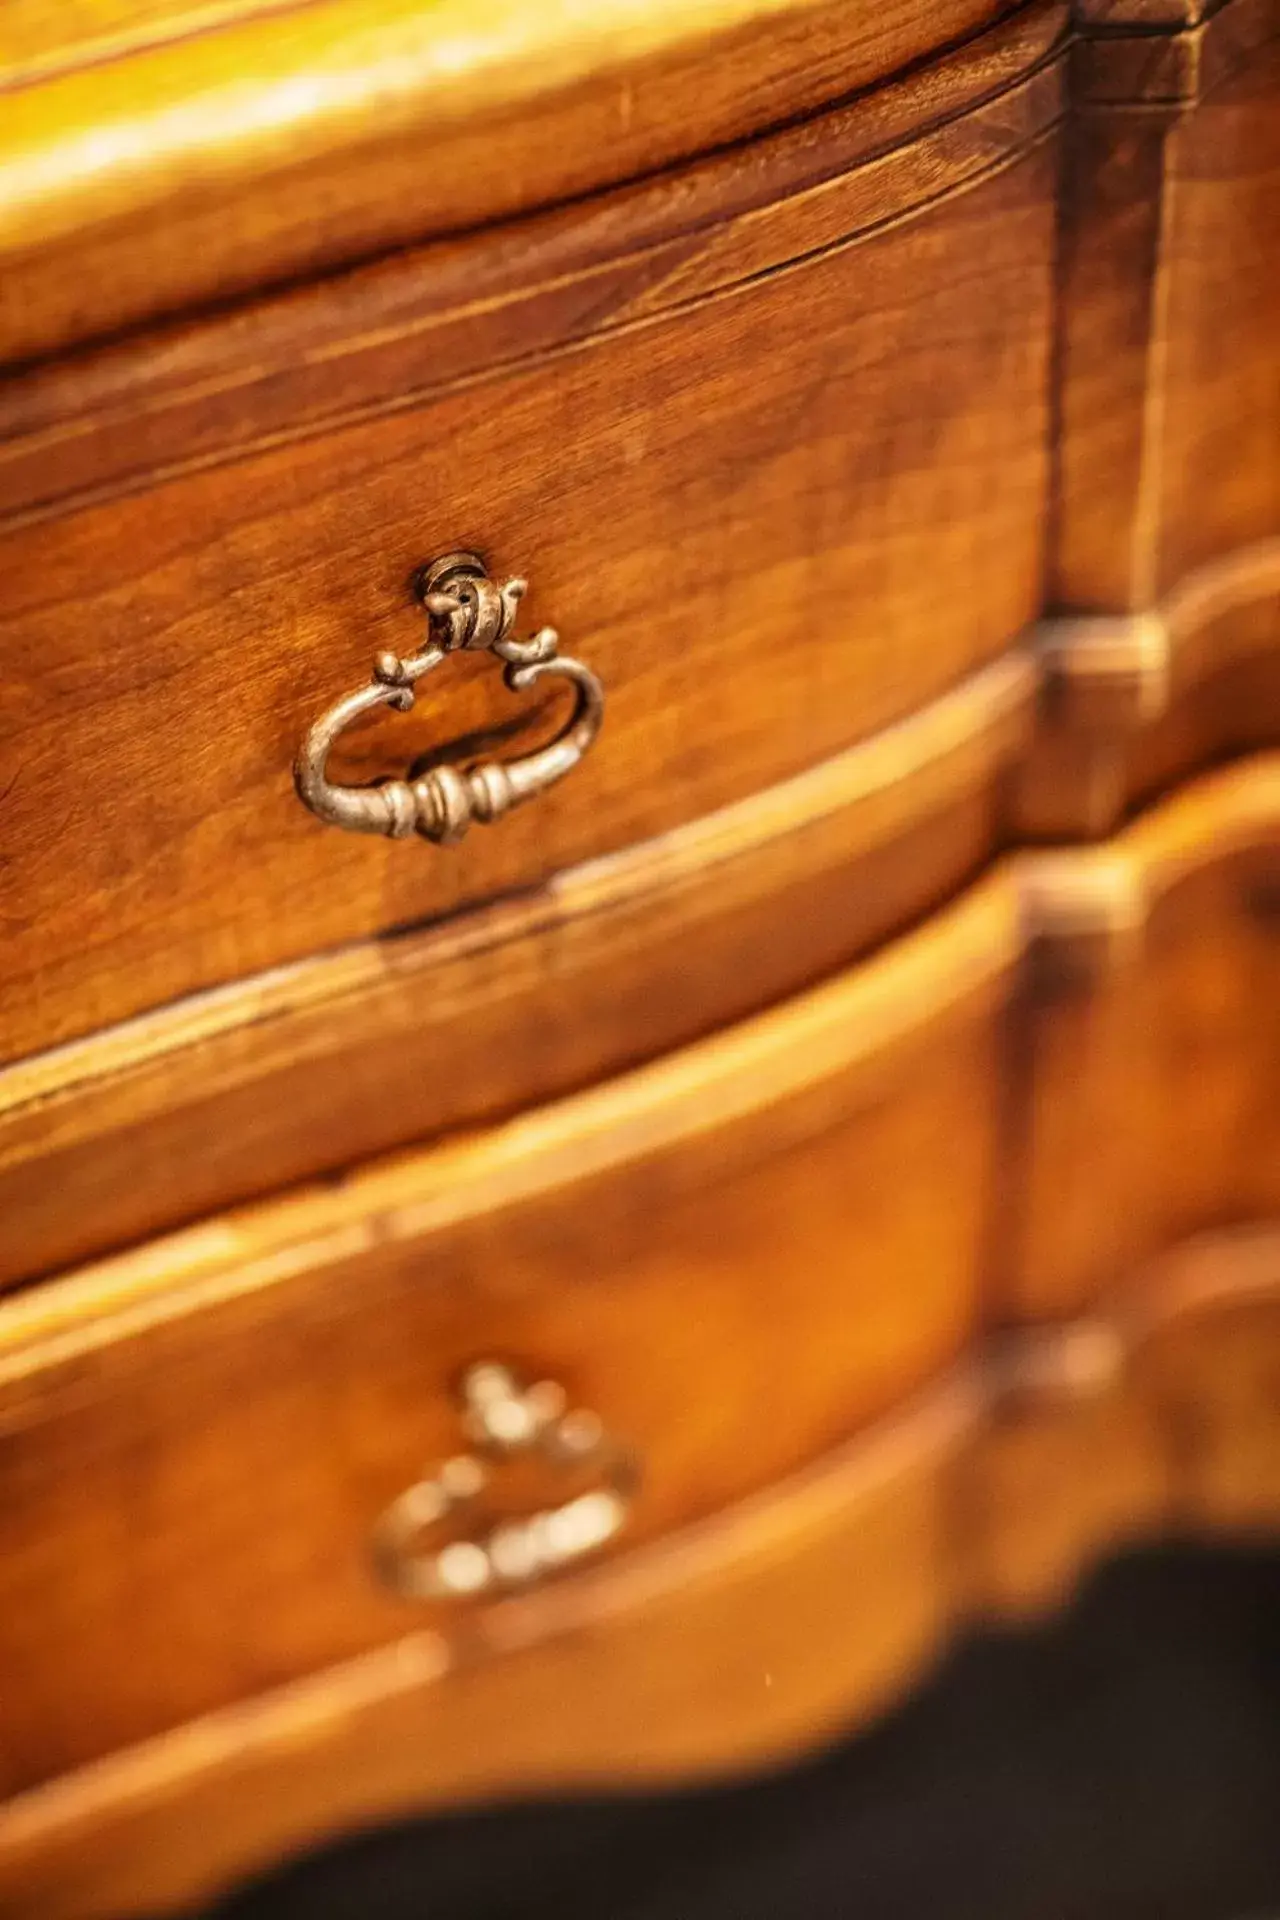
xmin=295 ymin=553 xmax=604 ymax=845
xmin=372 ymin=1362 xmax=639 ymax=1601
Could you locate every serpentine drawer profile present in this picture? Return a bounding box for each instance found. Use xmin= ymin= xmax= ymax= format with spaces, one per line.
xmin=0 ymin=0 xmax=1278 ymax=1915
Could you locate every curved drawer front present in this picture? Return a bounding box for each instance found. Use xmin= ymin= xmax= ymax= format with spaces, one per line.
xmin=7 ymin=569 xmax=1280 ymax=1291
xmin=0 ymin=649 xmax=1033 ymax=1289
xmin=2 ymin=754 xmax=1279 ymax=1804
xmin=0 ymin=13 xmax=1062 ymax=1063
xmin=0 ymin=0 xmax=1018 ymax=364
xmin=0 ymin=884 xmax=1014 ymax=1794
xmin=3 ymin=1237 xmax=1279 ymax=1920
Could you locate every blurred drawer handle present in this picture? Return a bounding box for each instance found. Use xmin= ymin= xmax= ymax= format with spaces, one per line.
xmin=295 ymin=552 xmax=605 ymax=845
xmin=372 ymin=1361 xmax=639 ymax=1600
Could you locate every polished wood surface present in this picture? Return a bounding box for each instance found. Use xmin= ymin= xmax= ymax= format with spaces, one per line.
xmin=0 ymin=4 xmax=1066 ymax=525
xmin=0 ymin=861 xmax=1015 ymax=1794
xmin=1057 ymin=0 xmax=1280 ymax=610
xmin=0 ymin=0 xmax=1015 ymax=366
xmin=1 ymin=754 xmax=1276 ymax=1803
xmin=0 ymin=21 xmax=1060 ymax=1066
xmin=2 ymin=0 xmax=1278 ymax=1251
xmin=1 ymin=1225 xmax=1277 ymax=1920
xmin=0 ymin=653 xmax=1033 ymax=1289
xmin=1 ymin=0 xmax=1278 ymax=1909
xmin=8 ymin=529 xmax=1280 ymax=1288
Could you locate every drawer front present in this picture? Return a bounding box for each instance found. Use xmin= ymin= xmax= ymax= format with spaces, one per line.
xmin=0 ymin=649 xmax=1032 ymax=1291
xmin=3 ymin=1241 xmax=1278 ymax=1920
xmin=0 ymin=0 xmax=1015 ymax=365
xmin=0 ymin=31 xmax=1060 ymax=1062
xmin=0 ymin=889 xmax=1014 ymax=1795
xmin=4 ymin=753 xmax=1280 ymax=1798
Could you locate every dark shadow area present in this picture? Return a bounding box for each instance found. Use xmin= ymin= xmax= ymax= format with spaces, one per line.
xmin=209 ymin=1541 xmax=1280 ymax=1920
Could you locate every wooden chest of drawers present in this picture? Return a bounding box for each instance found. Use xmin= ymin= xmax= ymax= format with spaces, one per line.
xmin=0 ymin=0 xmax=1278 ymax=1912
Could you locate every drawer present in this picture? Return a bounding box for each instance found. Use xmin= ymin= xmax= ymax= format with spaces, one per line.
xmin=3 ymin=1233 xmax=1280 ymax=1920
xmin=0 ymin=879 xmax=1017 ymax=1797
xmin=0 ymin=755 xmax=1277 ymax=1865
xmin=0 ymin=12 xmax=1062 ymax=1063
xmin=4 ymin=753 xmax=1279 ymax=1795
xmin=0 ymin=646 xmax=1033 ymax=1290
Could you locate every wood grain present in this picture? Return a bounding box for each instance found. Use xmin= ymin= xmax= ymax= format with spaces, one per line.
xmin=1 ymin=753 xmax=1278 ymax=1799
xmin=0 ymin=1222 xmax=1277 ymax=1920
xmin=0 ymin=0 xmax=1021 ymax=366
xmin=0 ymin=126 xmax=1058 ymax=1065
xmin=0 ymin=7 xmax=1068 ymax=526
xmin=0 ymin=5 xmax=1277 ymax=1903
xmin=0 ymin=654 xmax=1035 ymax=1289
xmin=1018 ymin=537 xmax=1280 ymax=834
xmin=1012 ymin=756 xmax=1280 ymax=1316
xmin=8 ymin=528 xmax=1280 ymax=1290
xmin=1055 ymin=0 xmax=1280 ymax=609
xmin=0 ymin=869 xmax=1019 ymax=1795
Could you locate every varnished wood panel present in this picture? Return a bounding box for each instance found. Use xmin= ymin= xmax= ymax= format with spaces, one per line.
xmin=2 ymin=754 xmax=1278 ymax=1798
xmin=1018 ymin=537 xmax=1280 ymax=836
xmin=0 ymin=656 xmax=1034 ymax=1290
xmin=1 ymin=1224 xmax=1277 ymax=1920
xmin=0 ymin=123 xmax=1058 ymax=1064
xmin=0 ymin=10 xmax=1067 ymax=527
xmin=0 ymin=1390 xmax=971 ymax=1920
xmin=7 ymin=621 xmax=1280 ymax=1292
xmin=0 ymin=883 xmax=1017 ymax=1795
xmin=1055 ymin=0 xmax=1280 ymax=611
xmin=1154 ymin=18 xmax=1280 ymax=591
xmin=0 ymin=0 xmax=1022 ymax=366
xmin=0 ymin=4 xmax=1276 ymax=1908
xmin=1012 ymin=757 xmax=1280 ymax=1315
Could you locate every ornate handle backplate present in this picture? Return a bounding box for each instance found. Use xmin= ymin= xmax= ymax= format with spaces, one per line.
xmin=372 ymin=1362 xmax=639 ymax=1601
xmin=295 ymin=552 xmax=604 ymax=845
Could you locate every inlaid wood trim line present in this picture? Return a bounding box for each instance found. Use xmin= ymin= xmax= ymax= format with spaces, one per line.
xmin=6 ymin=749 xmax=1280 ymax=1356
xmin=0 ymin=649 xmax=1035 ymax=1290
xmin=1041 ymin=533 xmax=1280 ymax=718
xmin=0 ymin=0 xmax=1040 ymax=370
xmin=5 ymin=531 xmax=1273 ymax=1133
xmin=0 ymin=1219 xmax=1275 ymax=1920
xmin=0 ymin=8 xmax=1068 ymax=529
xmin=1161 ymin=533 xmax=1280 ymax=657
xmin=1009 ymin=753 xmax=1280 ymax=1319
xmin=0 ymin=651 xmax=1033 ymax=1120
xmin=0 ymin=863 xmax=1026 ymax=1375
xmin=0 ymin=1374 xmax=993 ymax=1920
xmin=0 ymin=0 xmax=341 ymax=93
xmin=1018 ymin=750 xmax=1280 ymax=951
xmin=5 ymin=541 xmax=1279 ymax=1291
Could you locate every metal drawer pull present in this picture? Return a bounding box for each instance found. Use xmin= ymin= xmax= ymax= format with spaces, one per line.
xmin=372 ymin=1362 xmax=638 ymax=1600
xmin=294 ymin=552 xmax=604 ymax=845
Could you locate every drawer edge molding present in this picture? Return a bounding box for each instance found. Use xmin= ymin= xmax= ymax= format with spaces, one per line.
xmin=0 ymin=7 xmax=1068 ymax=529
xmin=1018 ymin=535 xmax=1280 ymax=835
xmin=0 ymin=1219 xmax=1276 ymax=1920
xmin=0 ymin=649 xmax=1035 ymax=1290
xmin=7 ymin=629 xmax=1280 ymax=1293
xmin=0 ymin=0 xmax=1040 ymax=369
xmin=4 ymin=748 xmax=1280 ymax=1366
xmin=0 ymin=863 xmax=1024 ymax=1375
